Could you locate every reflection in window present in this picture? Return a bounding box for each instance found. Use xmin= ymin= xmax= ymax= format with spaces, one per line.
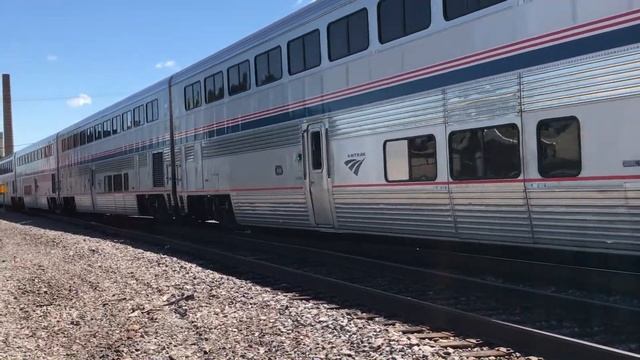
xmin=328 ymin=8 xmax=369 ymax=61
xmin=385 ymin=134 xmax=437 ymax=182
xmin=288 ymin=30 xmax=321 ymax=75
xmin=378 ymin=0 xmax=431 ymax=44
xmin=228 ymin=60 xmax=251 ymax=96
xmin=444 ymin=0 xmax=506 ymax=21
xmin=205 ymin=72 xmax=224 ymax=103
xmin=255 ymin=46 xmax=282 ymax=87
xmin=537 ymin=116 xmax=581 ymax=178
xmin=449 ymin=124 xmax=520 ymax=180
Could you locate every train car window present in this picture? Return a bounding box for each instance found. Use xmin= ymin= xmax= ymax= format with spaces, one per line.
xmin=104 ymin=175 xmax=113 ymax=193
xmin=123 ymin=173 xmax=129 ymax=191
xmin=103 ymin=120 xmax=112 ymax=137
xmin=444 ymin=0 xmax=506 ymax=21
xmin=184 ymin=82 xmax=202 ymax=111
xmin=112 ymin=115 xmax=120 ymax=135
xmin=122 ymin=111 xmax=133 ymax=131
xmin=328 ymin=8 xmax=369 ymax=61
xmin=288 ymin=30 xmax=321 ymax=75
xmin=80 ymin=131 xmax=87 ymax=146
xmin=378 ymin=0 xmax=431 ymax=44
xmin=537 ymin=116 xmax=581 ymax=178
xmin=73 ymin=133 xmax=79 ymax=149
xmin=384 ymin=134 xmax=437 ymax=182
xmin=133 ymin=105 xmax=145 ymax=127
xmin=228 ymin=60 xmax=251 ymax=96
xmin=255 ymin=46 xmax=283 ymax=87
xmin=87 ymin=127 xmax=94 ymax=143
xmin=449 ymin=124 xmax=520 ymax=180
xmin=204 ymin=72 xmax=224 ymax=104
xmin=146 ymin=99 xmax=159 ymax=122
xmin=95 ymin=123 xmax=103 ymax=140
xmin=310 ymin=131 xmax=323 ymax=170
xmin=113 ymin=174 xmax=123 ymax=192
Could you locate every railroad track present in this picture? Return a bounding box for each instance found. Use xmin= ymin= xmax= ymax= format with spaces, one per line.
xmin=13 ymin=211 xmax=640 ymax=360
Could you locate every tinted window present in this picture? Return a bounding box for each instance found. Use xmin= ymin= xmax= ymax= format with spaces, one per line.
xmin=123 ymin=173 xmax=129 ymax=191
xmin=112 ymin=115 xmax=120 ymax=135
xmin=104 ymin=175 xmax=113 ymax=193
xmin=103 ymin=120 xmax=111 ymax=137
xmin=133 ymin=105 xmax=145 ymax=127
xmin=255 ymin=46 xmax=283 ymax=87
xmin=228 ymin=60 xmax=251 ymax=96
xmin=95 ymin=123 xmax=103 ymax=140
xmin=205 ymin=72 xmax=224 ymax=103
xmin=288 ymin=30 xmax=321 ymax=75
xmin=378 ymin=0 xmax=431 ymax=44
xmin=310 ymin=131 xmax=323 ymax=170
xmin=444 ymin=0 xmax=506 ymax=21
xmin=113 ymin=174 xmax=123 ymax=192
xmin=537 ymin=116 xmax=581 ymax=178
xmin=184 ymin=82 xmax=202 ymax=111
xmin=449 ymin=124 xmax=520 ymax=180
xmin=80 ymin=131 xmax=87 ymax=146
xmin=122 ymin=111 xmax=133 ymax=131
xmin=328 ymin=9 xmax=369 ymax=61
xmin=385 ymin=135 xmax=437 ymax=182
xmin=87 ymin=128 xmax=94 ymax=144
xmin=146 ymin=99 xmax=159 ymax=122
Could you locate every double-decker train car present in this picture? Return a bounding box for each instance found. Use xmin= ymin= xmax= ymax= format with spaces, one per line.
xmin=6 ymin=0 xmax=640 ymax=253
xmin=14 ymin=136 xmax=57 ymax=210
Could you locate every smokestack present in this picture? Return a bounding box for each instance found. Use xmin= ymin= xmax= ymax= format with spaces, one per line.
xmin=2 ymin=74 xmax=14 ymax=156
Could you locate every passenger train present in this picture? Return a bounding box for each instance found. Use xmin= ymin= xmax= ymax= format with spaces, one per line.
xmin=2 ymin=0 xmax=640 ymax=253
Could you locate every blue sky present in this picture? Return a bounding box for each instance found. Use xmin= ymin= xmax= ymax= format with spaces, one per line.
xmin=0 ymin=0 xmax=315 ymax=150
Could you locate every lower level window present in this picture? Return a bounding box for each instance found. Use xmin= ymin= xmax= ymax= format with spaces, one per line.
xmin=385 ymin=134 xmax=437 ymax=182
xmin=449 ymin=124 xmax=521 ymax=180
xmin=537 ymin=116 xmax=581 ymax=178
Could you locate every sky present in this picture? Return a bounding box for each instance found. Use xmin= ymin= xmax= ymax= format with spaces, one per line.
xmin=0 ymin=0 xmax=315 ymax=150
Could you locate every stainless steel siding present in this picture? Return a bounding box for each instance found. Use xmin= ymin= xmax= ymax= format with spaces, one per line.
xmin=232 ymin=190 xmax=310 ymax=227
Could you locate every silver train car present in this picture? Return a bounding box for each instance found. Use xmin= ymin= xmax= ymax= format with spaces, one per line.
xmin=3 ymin=0 xmax=640 ymax=253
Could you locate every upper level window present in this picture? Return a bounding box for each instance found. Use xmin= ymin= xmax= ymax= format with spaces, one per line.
xmin=255 ymin=46 xmax=283 ymax=87
xmin=184 ymin=81 xmax=202 ymax=111
xmin=146 ymin=99 xmax=159 ymax=122
xmin=328 ymin=8 xmax=369 ymax=61
xmin=112 ymin=115 xmax=121 ymax=135
xmin=228 ymin=60 xmax=251 ymax=96
xmin=537 ymin=116 xmax=581 ymax=178
xmin=87 ymin=127 xmax=94 ymax=143
xmin=378 ymin=0 xmax=431 ymax=44
xmin=103 ymin=120 xmax=112 ymax=137
xmin=133 ymin=105 xmax=145 ymax=127
xmin=122 ymin=110 xmax=133 ymax=131
xmin=79 ymin=131 xmax=87 ymax=146
xmin=95 ymin=123 xmax=103 ymax=140
xmin=444 ymin=0 xmax=506 ymax=21
xmin=385 ymin=134 xmax=437 ymax=182
xmin=288 ymin=30 xmax=321 ymax=75
xmin=204 ymin=72 xmax=224 ymax=103
xmin=449 ymin=124 xmax=521 ymax=180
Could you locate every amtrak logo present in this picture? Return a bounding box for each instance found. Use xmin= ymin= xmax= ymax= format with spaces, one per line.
xmin=344 ymin=158 xmax=366 ymax=176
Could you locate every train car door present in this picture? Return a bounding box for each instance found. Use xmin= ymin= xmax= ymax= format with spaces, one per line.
xmin=304 ymin=123 xmax=334 ymax=227
xmin=184 ymin=143 xmax=203 ymax=191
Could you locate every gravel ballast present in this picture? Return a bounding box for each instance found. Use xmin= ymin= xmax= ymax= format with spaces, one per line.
xmin=0 ymin=213 xmax=533 ymax=359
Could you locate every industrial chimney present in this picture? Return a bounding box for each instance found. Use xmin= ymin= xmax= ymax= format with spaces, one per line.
xmin=2 ymin=74 xmax=14 ymax=156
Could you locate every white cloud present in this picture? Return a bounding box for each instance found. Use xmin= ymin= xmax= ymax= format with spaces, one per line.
xmin=66 ymin=93 xmax=92 ymax=108
xmin=46 ymin=54 xmax=58 ymax=62
xmin=155 ymin=60 xmax=177 ymax=69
